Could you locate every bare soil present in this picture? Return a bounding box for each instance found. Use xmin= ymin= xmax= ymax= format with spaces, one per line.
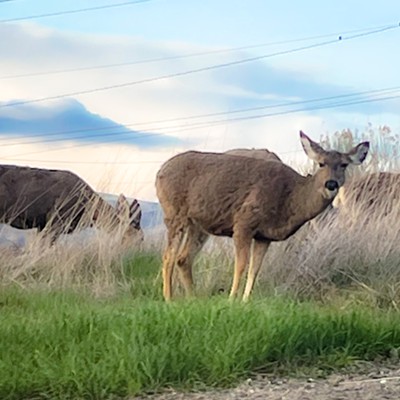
xmin=135 ymin=366 xmax=400 ymax=400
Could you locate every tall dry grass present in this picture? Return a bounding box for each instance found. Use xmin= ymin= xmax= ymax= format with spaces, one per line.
xmin=1 ymin=125 xmax=400 ymax=304
xmin=154 ymin=125 xmax=400 ymax=304
xmin=254 ymin=126 xmax=400 ymax=304
xmin=0 ymin=197 xmax=143 ymax=297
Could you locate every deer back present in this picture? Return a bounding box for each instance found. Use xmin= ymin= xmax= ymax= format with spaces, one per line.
xmin=0 ymin=165 xmax=93 ymax=229
xmin=224 ymin=148 xmax=282 ymax=162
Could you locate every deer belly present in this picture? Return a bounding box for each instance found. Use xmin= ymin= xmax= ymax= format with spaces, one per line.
xmin=255 ymin=222 xmax=303 ymax=242
xmin=209 ymin=226 xmax=234 ymax=237
xmin=189 ymin=213 xmax=234 ymax=237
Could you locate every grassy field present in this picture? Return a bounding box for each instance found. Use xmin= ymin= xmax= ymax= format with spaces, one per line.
xmin=2 ymin=127 xmax=400 ymax=399
xmin=1 ymin=252 xmax=400 ymax=400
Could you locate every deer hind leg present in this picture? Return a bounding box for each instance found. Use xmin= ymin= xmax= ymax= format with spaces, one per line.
xmin=230 ymin=229 xmax=253 ymax=299
xmin=176 ymin=225 xmax=208 ymax=297
xmin=162 ymin=226 xmax=186 ymax=301
xmin=242 ymin=240 xmax=270 ymax=302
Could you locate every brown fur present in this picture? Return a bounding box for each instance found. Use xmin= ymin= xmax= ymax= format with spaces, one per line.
xmin=224 ymin=148 xmax=282 ymax=162
xmin=156 ymin=131 xmax=369 ymax=301
xmin=0 ymin=164 xmax=143 ymax=244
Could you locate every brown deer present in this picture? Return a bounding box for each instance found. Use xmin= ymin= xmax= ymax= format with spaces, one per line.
xmin=156 ymin=131 xmax=369 ymax=301
xmin=224 ymin=148 xmax=282 ymax=162
xmin=333 ymin=172 xmax=400 ymax=217
xmin=0 ymin=164 xmax=143 ymax=245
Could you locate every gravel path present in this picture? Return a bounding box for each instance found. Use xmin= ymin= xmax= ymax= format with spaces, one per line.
xmin=135 ymin=367 xmax=400 ymax=400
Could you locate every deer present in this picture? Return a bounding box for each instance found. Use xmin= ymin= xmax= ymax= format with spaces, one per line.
xmin=224 ymin=148 xmax=282 ymax=162
xmin=333 ymin=171 xmax=400 ymax=218
xmin=155 ymin=131 xmax=370 ymax=301
xmin=0 ymin=164 xmax=143 ymax=245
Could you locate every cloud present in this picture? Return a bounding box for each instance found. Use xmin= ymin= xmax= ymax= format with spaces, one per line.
xmin=0 ymin=22 xmax=398 ymax=200
xmin=0 ymin=99 xmax=182 ymax=148
xmin=1 ymin=22 xmax=397 ymax=131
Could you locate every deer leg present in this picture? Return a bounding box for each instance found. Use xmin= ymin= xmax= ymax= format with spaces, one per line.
xmin=230 ymin=230 xmax=252 ymax=298
xmin=40 ymin=222 xmax=62 ymax=246
xmin=242 ymin=240 xmax=270 ymax=302
xmin=162 ymin=228 xmax=186 ymax=301
xmin=176 ymin=227 xmax=208 ymax=297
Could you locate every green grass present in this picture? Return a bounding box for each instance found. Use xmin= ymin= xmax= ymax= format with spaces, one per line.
xmin=1 ymin=284 xmax=400 ymax=400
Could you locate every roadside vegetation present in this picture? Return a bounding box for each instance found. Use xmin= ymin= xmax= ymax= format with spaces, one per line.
xmin=2 ymin=283 xmax=400 ymax=400
xmin=1 ymin=126 xmax=400 ymax=399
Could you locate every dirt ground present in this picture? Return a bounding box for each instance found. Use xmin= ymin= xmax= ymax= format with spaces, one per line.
xmin=136 ymin=367 xmax=400 ymax=400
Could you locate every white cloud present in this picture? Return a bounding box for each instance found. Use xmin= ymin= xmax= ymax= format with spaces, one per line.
xmin=1 ymin=22 xmax=398 ymax=201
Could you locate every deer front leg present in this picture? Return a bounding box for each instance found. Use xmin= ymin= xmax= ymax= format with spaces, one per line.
xmin=242 ymin=240 xmax=270 ymax=301
xmin=230 ymin=230 xmax=252 ymax=298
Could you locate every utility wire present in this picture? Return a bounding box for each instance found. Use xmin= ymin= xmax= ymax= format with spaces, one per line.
xmin=2 ymin=158 xmax=165 ymax=165
xmin=1 ymin=23 xmax=398 ymax=110
xmin=2 ymin=88 xmax=400 ymax=160
xmin=1 ymin=132 xmax=165 ymax=159
xmin=1 ymin=130 xmax=165 ymax=147
xmin=2 ymin=89 xmax=400 ymax=149
xmin=0 ymin=0 xmax=151 ymax=23
xmin=1 ymin=84 xmax=399 ymax=144
xmin=170 ymin=91 xmax=400 ymax=131
xmin=0 ymin=23 xmax=393 ymax=80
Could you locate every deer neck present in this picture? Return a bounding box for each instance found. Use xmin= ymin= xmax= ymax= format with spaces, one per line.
xmin=258 ymin=173 xmax=334 ymax=242
xmin=288 ymin=173 xmax=332 ymax=223
xmin=92 ymin=195 xmax=119 ymax=227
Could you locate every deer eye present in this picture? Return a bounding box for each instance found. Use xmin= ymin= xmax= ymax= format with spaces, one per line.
xmin=319 ymin=163 xmax=325 ymax=168
xmin=340 ymin=163 xmax=349 ymax=168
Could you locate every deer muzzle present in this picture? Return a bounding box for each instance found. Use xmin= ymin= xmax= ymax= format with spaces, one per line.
xmin=323 ymin=180 xmax=340 ymax=199
xmin=325 ymin=180 xmax=339 ymax=191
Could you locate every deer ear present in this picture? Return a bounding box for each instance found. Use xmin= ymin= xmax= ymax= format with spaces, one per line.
xmin=347 ymin=141 xmax=370 ymax=165
xmin=115 ymin=193 xmax=130 ymax=219
xmin=299 ymin=131 xmax=325 ymax=162
xmin=129 ymin=199 xmax=142 ymax=229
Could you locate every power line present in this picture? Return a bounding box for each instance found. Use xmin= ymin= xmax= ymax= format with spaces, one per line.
xmin=0 ymin=23 xmax=393 ymax=80
xmin=0 ymin=0 xmax=151 ymax=23
xmin=186 ymin=91 xmax=400 ymax=130
xmin=1 ymin=129 xmax=165 ymax=147
xmin=1 ymin=89 xmax=400 ymax=153
xmin=2 ymin=87 xmax=400 ymax=161
xmin=1 ymin=84 xmax=399 ymax=145
xmin=1 ymin=158 xmax=165 ymax=165
xmin=144 ymin=90 xmax=400 ymax=134
xmin=1 ymin=23 xmax=398 ymax=109
xmin=1 ymin=132 xmax=167 ymax=159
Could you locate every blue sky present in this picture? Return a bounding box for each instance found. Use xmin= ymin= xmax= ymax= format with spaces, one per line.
xmin=2 ymin=1 xmax=397 ymax=45
xmin=0 ymin=0 xmax=399 ymax=200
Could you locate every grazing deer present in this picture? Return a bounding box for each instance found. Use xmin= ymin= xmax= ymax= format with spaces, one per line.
xmin=0 ymin=165 xmax=143 ymax=245
xmin=156 ymin=131 xmax=369 ymax=301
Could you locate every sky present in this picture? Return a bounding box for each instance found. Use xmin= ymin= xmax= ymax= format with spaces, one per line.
xmin=0 ymin=0 xmax=399 ymax=201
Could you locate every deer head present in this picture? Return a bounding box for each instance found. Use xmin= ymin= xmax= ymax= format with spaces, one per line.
xmin=300 ymin=131 xmax=370 ymax=200
xmin=115 ymin=194 xmax=143 ymax=244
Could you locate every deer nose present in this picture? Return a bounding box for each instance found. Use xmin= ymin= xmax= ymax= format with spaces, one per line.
xmin=325 ymin=180 xmax=339 ymax=191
